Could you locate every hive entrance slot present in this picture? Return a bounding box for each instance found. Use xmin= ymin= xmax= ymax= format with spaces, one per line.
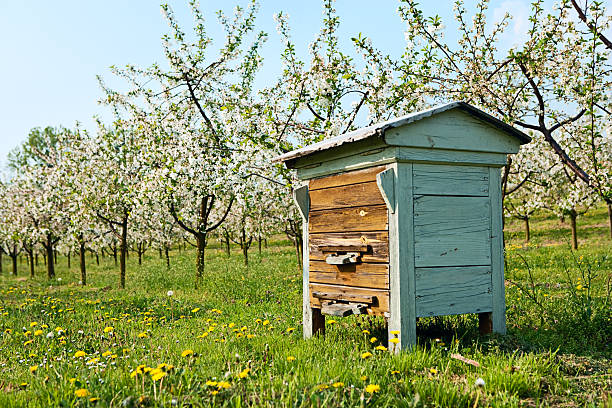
xmin=319 ymin=245 xmax=369 ymax=265
xmin=321 ymin=301 xmax=368 ymax=317
xmin=312 ymin=290 xmax=375 ymax=317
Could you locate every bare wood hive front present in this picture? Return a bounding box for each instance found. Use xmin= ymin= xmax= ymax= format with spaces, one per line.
xmin=276 ymin=102 xmax=531 ymax=351
xmin=307 ymin=166 xmax=390 ymax=317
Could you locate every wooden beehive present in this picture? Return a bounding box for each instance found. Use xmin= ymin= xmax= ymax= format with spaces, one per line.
xmin=274 ymin=102 xmax=531 ymax=351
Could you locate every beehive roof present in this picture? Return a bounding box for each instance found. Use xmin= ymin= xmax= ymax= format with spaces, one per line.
xmin=273 ymin=101 xmax=531 ymax=165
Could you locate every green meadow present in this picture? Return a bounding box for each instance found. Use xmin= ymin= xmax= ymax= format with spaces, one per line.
xmin=0 ymin=207 xmax=610 ymax=407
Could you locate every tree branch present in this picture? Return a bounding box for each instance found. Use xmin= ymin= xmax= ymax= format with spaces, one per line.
xmin=571 ymin=0 xmax=612 ymax=50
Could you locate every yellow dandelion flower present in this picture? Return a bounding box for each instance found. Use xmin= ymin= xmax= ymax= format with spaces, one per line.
xmin=89 ymin=397 xmax=100 ymax=403
xmin=286 ymin=327 xmax=295 ymax=333
xmin=391 ymin=370 xmax=400 ymax=375
xmin=429 ymin=368 xmax=438 ymax=374
xmin=74 ymin=351 xmax=86 ymax=358
xmin=390 ymin=330 xmax=400 ymax=335
xmin=247 ymin=334 xmax=255 ymax=339
xmin=238 ymin=368 xmax=250 ymax=378
xmin=287 ymin=356 xmax=296 ymax=362
xmin=30 ymin=322 xmax=38 ymax=327
xmin=206 ymin=380 xmax=218 ymax=387
xmin=69 ymin=378 xmax=77 ymax=384
xmin=181 ymin=349 xmax=194 ymax=357
xmin=103 ymin=327 xmax=114 ymax=333
xmin=191 ymin=308 xmax=200 ymax=313
xmin=217 ymin=381 xmax=231 ymax=389
xmin=102 ymin=351 xmax=112 ymax=357
xmin=327 ymin=320 xmax=337 ymax=325
xmin=389 ymin=338 xmax=400 ymax=344
xmin=152 ymin=371 xmax=167 ymax=381
xmin=369 ymin=337 xmax=377 ymax=343
xmin=375 ymin=345 xmax=387 ymax=351
xmin=360 ymin=375 xmax=368 ymax=381
xmin=34 ymin=330 xmax=43 ymax=336
xmin=316 ymin=384 xmax=329 ymax=391
xmin=365 ymin=384 xmax=380 ymax=394
xmin=74 ymin=389 xmax=89 ymax=397
xmin=262 ymin=320 xmax=270 ymax=326
xmin=29 ymin=365 xmax=38 ymax=373
xmin=137 ymin=332 xmax=148 ymax=338
xmin=210 ymin=390 xmax=219 ymax=395
xmin=332 ymin=382 xmax=344 ymax=388
xmin=361 ymin=352 xmax=373 ymax=359
xmin=228 ymin=323 xmax=235 ymax=328
xmin=23 ymin=340 xmax=34 ymax=346
xmin=362 ymin=329 xmax=370 ymax=335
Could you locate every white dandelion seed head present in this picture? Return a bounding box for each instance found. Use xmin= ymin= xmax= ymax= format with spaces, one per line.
xmin=475 ymin=378 xmax=485 ymax=387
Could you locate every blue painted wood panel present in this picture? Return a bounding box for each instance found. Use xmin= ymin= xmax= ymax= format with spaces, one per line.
xmin=413 ymin=195 xmax=491 ymax=267
xmin=413 ymin=164 xmax=489 ymax=196
xmin=415 ymin=266 xmax=493 ymax=317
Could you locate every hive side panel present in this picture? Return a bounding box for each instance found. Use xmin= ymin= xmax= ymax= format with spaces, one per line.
xmin=413 ymin=195 xmax=491 ymax=267
xmin=415 ymin=266 xmax=493 ymax=317
xmin=489 ymin=167 xmax=507 ymax=334
xmin=413 ymin=164 xmax=489 ymax=196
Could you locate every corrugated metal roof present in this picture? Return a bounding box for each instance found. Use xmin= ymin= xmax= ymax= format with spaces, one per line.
xmin=273 ymin=101 xmax=531 ymax=164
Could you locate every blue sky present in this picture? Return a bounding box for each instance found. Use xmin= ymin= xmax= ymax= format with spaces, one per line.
xmin=0 ymin=0 xmax=541 ymax=169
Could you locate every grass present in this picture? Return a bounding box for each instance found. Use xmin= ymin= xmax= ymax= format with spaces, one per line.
xmin=0 ymin=207 xmax=610 ymax=407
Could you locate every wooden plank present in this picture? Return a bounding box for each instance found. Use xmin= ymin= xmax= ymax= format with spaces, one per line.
xmin=489 ymin=166 xmax=507 ymax=334
xmin=309 ymin=231 xmax=389 ymax=263
xmin=412 ymin=164 xmax=489 ymax=196
xmin=309 ymin=181 xmax=385 ymax=211
xmin=293 ymin=138 xmax=388 ymax=170
xmin=384 ymin=109 xmax=522 ymax=154
xmin=293 ymin=184 xmax=310 ymax=221
xmin=396 ymin=147 xmax=508 ymax=167
xmin=309 ymin=165 xmax=386 ymax=190
xmin=309 ymin=283 xmax=389 ymax=316
xmin=318 ymin=245 xmax=368 ymax=253
xmin=309 ymin=205 xmax=388 ymax=234
xmin=413 ymin=195 xmax=491 ymax=267
xmin=312 ymin=291 xmax=374 ymax=304
xmin=309 ymin=260 xmax=389 ymax=289
xmin=387 ymin=162 xmax=417 ymax=351
xmin=296 ymin=146 xmax=398 ymax=180
xmin=415 ymin=266 xmax=493 ymax=317
xmin=376 ymin=167 xmax=396 ymax=213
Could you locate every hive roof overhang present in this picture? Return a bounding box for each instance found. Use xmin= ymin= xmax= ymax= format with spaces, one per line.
xmin=273 ymin=101 xmax=531 ymax=167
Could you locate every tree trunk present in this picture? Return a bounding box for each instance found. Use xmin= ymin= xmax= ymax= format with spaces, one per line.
xmin=159 ymin=247 xmax=163 ymax=259
xmin=295 ymin=234 xmax=303 ymax=269
xmin=264 ymin=239 xmax=268 ymax=248
xmin=80 ymin=241 xmax=87 ymax=286
xmin=164 ymin=245 xmax=170 ymax=269
xmin=608 ymin=203 xmax=612 ymax=239
xmin=54 ymin=250 xmax=57 ymax=265
xmin=224 ymin=230 xmax=230 ymax=257
xmin=119 ymin=216 xmax=128 ymax=289
xmin=195 ymin=233 xmax=206 ymax=289
xmin=28 ymin=252 xmax=34 ymax=278
xmin=258 ymin=236 xmax=262 ymax=256
xmin=95 ymin=252 xmax=99 ymax=266
xmin=137 ymin=243 xmax=142 ymax=266
xmin=569 ymin=211 xmax=578 ymax=250
xmin=523 ymin=217 xmax=530 ymax=242
xmin=45 ymin=235 xmax=55 ymax=279
xmin=35 ymin=253 xmax=38 ymax=266
xmin=112 ymin=244 xmax=117 ymax=266
xmin=67 ymin=251 xmax=71 ymax=269
xmin=43 ymin=252 xmax=47 ymax=266
xmin=11 ymin=254 xmax=17 ymax=275
xmin=242 ymin=227 xmax=248 ymax=266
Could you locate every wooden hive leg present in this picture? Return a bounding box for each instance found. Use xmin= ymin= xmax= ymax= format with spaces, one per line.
xmin=303 ymin=307 xmax=325 ymax=338
xmin=478 ymin=312 xmax=493 ymax=334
